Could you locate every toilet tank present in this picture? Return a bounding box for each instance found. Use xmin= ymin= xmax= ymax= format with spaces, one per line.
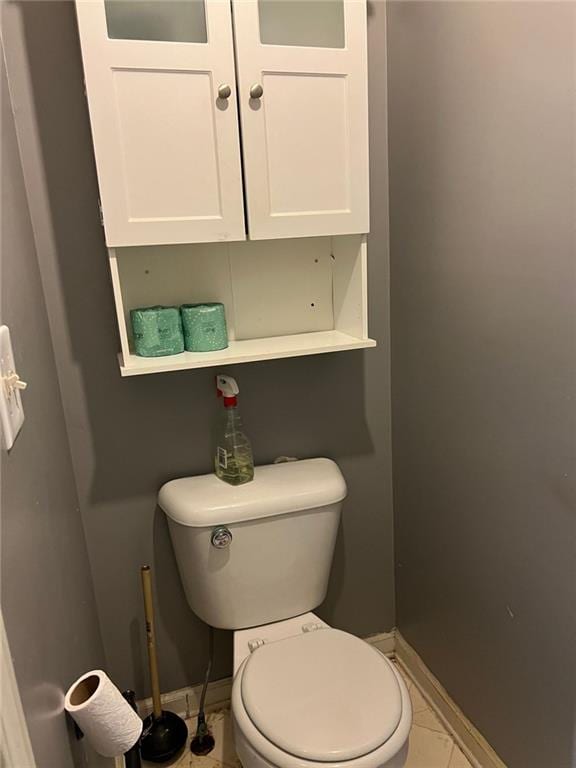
xmin=159 ymin=458 xmax=346 ymax=630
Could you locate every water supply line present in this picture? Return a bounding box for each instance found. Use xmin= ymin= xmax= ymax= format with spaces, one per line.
xmin=190 ymin=626 xmax=216 ymax=755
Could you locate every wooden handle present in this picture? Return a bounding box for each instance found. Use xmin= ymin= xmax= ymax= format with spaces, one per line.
xmin=141 ymin=565 xmax=162 ymax=719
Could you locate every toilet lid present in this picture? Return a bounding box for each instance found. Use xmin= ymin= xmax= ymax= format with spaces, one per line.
xmin=241 ymin=629 xmax=402 ymax=762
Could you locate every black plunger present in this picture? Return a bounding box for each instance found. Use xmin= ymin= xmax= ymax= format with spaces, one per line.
xmin=139 ymin=565 xmax=188 ymax=763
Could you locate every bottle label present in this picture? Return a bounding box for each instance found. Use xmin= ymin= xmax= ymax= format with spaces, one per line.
xmin=217 ymin=446 xmax=228 ymax=469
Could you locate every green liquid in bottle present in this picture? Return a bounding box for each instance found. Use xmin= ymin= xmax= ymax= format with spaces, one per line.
xmin=215 ymin=406 xmax=254 ymax=486
xmin=215 ymin=451 xmax=254 ymax=486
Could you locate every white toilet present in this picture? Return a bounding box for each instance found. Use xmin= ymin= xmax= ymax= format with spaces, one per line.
xmin=159 ymin=458 xmax=411 ymax=768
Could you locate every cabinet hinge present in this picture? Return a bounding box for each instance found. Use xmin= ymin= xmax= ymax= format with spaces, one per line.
xmin=97 ymin=200 xmax=104 ymax=227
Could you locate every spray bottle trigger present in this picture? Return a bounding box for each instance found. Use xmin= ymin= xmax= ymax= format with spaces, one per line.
xmin=216 ymin=374 xmax=240 ymax=398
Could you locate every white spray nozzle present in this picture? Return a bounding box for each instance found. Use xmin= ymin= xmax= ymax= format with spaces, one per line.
xmin=216 ymin=374 xmax=239 ymax=398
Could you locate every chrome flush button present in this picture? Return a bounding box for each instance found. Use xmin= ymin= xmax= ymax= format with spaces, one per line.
xmin=211 ymin=526 xmax=233 ymax=549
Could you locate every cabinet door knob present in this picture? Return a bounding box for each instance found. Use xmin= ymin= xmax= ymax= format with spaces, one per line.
xmin=218 ymin=84 xmax=232 ymax=100
xmin=249 ymin=83 xmax=264 ymax=99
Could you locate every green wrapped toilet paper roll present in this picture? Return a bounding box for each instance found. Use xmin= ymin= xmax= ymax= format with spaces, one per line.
xmin=130 ymin=306 xmax=184 ymax=357
xmin=181 ymin=303 xmax=228 ymax=352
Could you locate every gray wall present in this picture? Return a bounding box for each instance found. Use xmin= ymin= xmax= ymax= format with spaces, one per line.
xmin=388 ymin=3 xmax=576 ymax=767
xmin=4 ymin=0 xmax=394 ymax=696
xmin=1 ymin=46 xmax=107 ymax=768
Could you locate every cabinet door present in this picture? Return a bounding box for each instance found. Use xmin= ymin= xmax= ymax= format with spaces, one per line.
xmin=232 ymin=0 xmax=369 ymax=240
xmin=76 ymin=0 xmax=245 ymax=247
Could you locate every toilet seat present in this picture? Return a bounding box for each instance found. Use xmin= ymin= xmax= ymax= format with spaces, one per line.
xmin=242 ymin=629 xmax=401 ymax=761
xmin=232 ymin=629 xmax=412 ymax=768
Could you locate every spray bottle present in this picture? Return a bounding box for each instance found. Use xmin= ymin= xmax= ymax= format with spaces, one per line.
xmin=214 ymin=374 xmax=254 ymax=486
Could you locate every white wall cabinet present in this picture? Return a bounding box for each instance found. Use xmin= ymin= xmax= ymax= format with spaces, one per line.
xmin=76 ymin=0 xmax=375 ymax=374
xmin=76 ymin=0 xmax=369 ymax=247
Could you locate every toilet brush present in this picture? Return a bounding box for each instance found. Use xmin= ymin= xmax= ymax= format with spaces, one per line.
xmin=139 ymin=565 xmax=188 ymax=763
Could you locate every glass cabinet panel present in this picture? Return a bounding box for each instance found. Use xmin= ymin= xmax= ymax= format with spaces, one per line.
xmin=105 ymin=0 xmax=208 ymax=43
xmin=258 ymin=0 xmax=345 ymax=49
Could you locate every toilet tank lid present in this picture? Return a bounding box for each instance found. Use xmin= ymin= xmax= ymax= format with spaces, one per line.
xmin=158 ymin=458 xmax=347 ymax=527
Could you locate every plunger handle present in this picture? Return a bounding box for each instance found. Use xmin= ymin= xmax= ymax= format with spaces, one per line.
xmin=141 ymin=565 xmax=162 ymax=720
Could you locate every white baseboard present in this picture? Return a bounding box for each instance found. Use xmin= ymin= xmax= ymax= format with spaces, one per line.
xmin=365 ymin=630 xmax=396 ymax=657
xmin=135 ymin=674 xmax=232 ymax=721
xmin=395 ymin=631 xmax=507 ymax=768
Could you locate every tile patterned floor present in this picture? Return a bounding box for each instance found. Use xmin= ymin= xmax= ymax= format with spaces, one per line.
xmin=392 ymin=662 xmax=473 ymax=768
xmin=143 ymin=661 xmax=473 ymax=768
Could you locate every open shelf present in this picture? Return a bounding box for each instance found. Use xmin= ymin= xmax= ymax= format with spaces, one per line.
xmin=119 ymin=330 xmax=376 ymax=376
xmin=109 ymin=235 xmax=375 ymax=376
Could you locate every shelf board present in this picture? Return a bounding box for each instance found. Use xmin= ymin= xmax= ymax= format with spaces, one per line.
xmin=119 ymin=330 xmax=376 ymax=376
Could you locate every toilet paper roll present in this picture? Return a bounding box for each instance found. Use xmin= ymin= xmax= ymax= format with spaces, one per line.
xmin=130 ymin=306 xmax=184 ymax=357
xmin=65 ymin=670 xmax=142 ymax=758
xmin=181 ymin=303 xmax=228 ymax=352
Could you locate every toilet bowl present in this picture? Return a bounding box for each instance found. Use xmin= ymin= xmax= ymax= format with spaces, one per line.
xmin=159 ymin=459 xmax=412 ymax=768
xmin=231 ymin=614 xmax=411 ymax=768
